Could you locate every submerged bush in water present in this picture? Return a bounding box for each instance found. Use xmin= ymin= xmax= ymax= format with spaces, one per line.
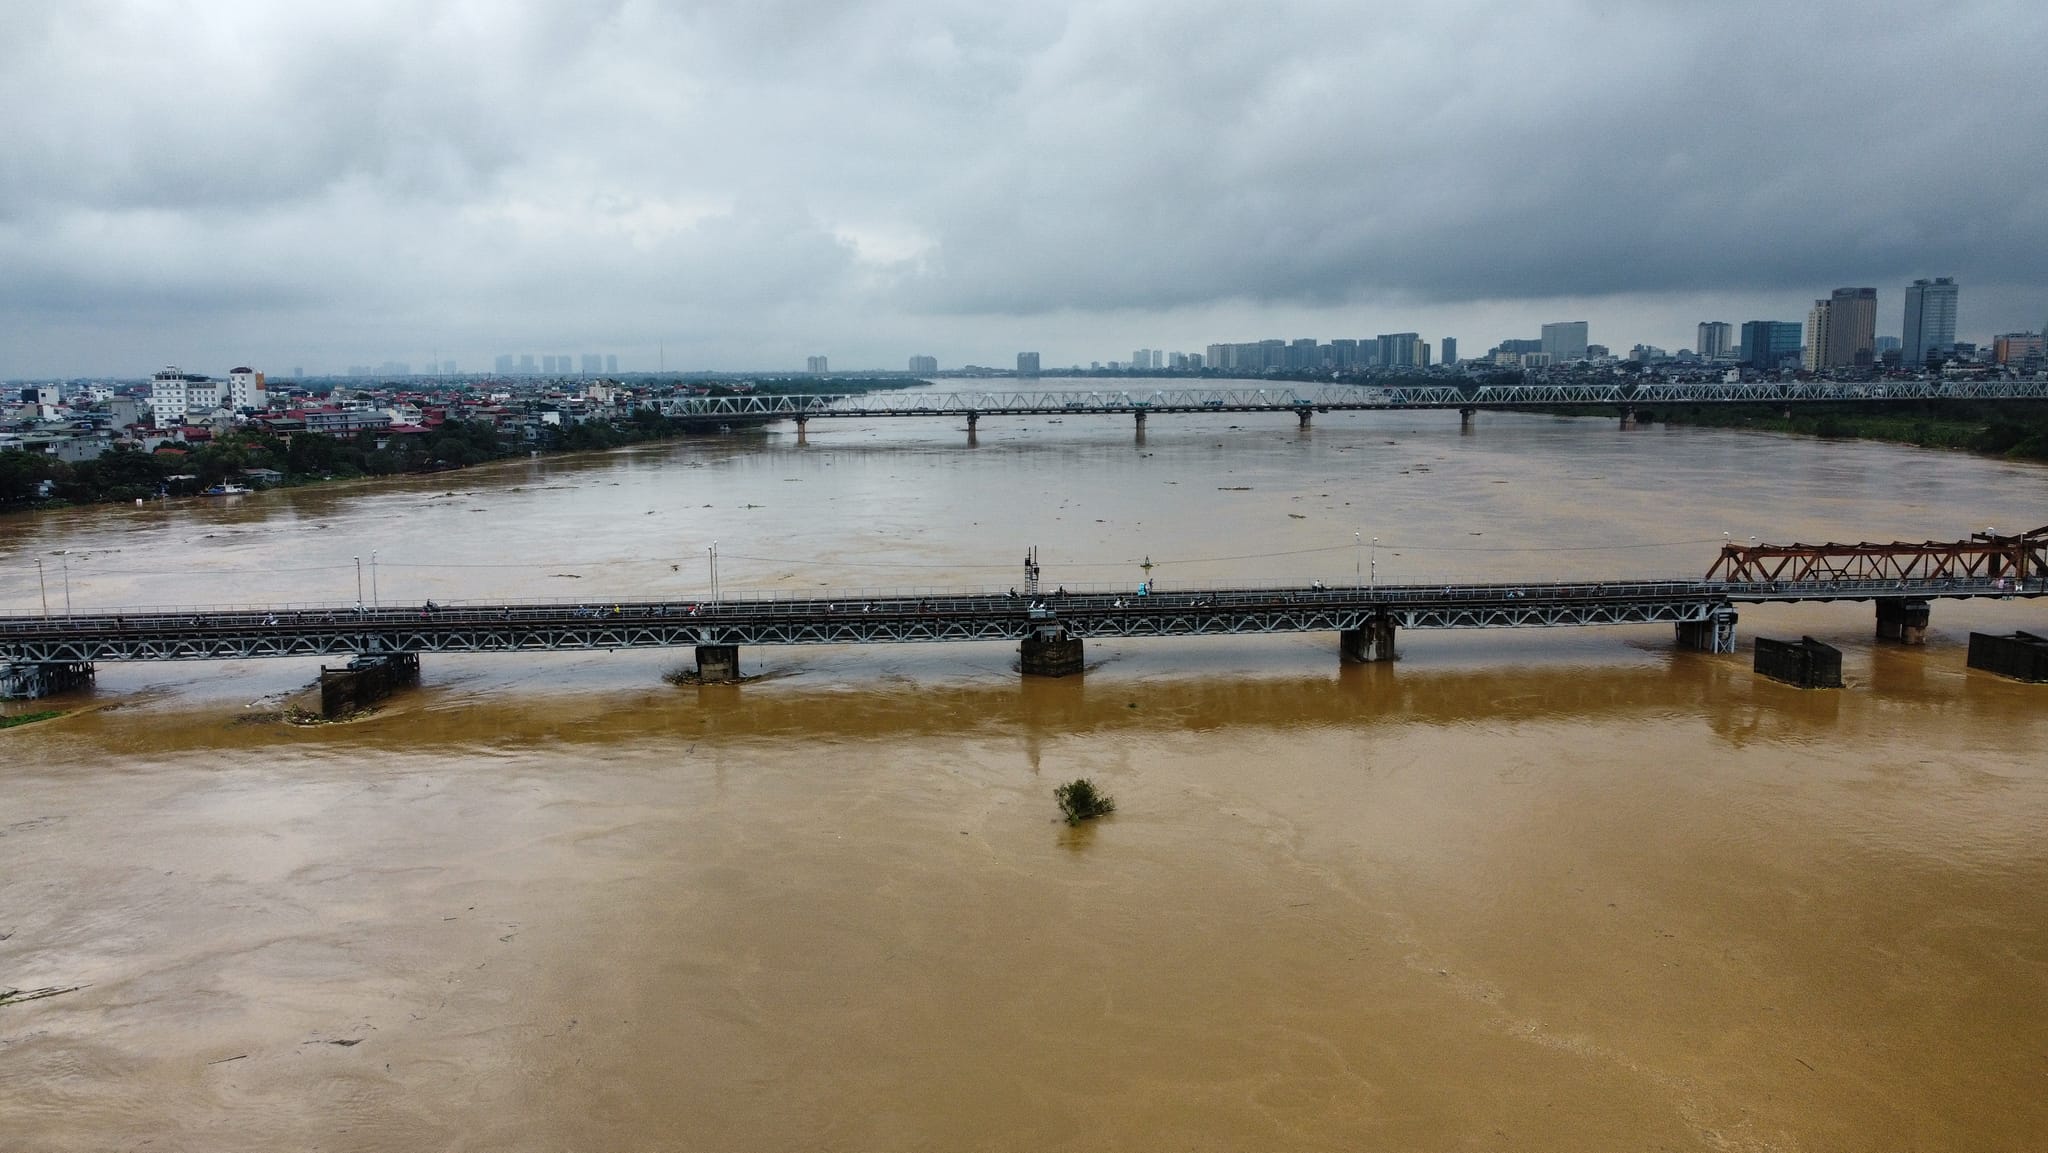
xmin=1055 ymin=778 xmax=1116 ymax=825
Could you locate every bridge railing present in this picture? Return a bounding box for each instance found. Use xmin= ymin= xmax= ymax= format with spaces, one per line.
xmin=5 ymin=574 xmax=2040 ymax=636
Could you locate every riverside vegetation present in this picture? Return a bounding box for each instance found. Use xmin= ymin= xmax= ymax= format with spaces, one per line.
xmin=0 ymin=377 xmax=926 ymax=510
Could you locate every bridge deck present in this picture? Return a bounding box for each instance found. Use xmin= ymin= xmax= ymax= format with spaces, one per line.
xmin=2 ymin=578 xmax=2037 ymax=664
xmin=666 ymin=380 xmax=2048 ymax=420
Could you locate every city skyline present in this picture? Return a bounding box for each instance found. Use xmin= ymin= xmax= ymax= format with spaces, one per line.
xmin=19 ymin=274 xmax=2009 ymax=381
xmin=4 ymin=2 xmax=2047 ymax=378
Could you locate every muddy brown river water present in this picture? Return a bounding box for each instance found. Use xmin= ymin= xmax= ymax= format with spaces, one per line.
xmin=4 ymin=387 xmax=2047 ymax=1150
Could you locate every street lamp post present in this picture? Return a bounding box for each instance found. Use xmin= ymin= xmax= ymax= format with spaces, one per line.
xmin=36 ymin=557 xmax=48 ymax=617
xmin=709 ymin=541 xmax=719 ymax=606
xmin=371 ymin=549 xmax=380 ymax=607
xmin=1370 ymin=537 xmax=1378 ymax=590
xmin=1354 ymin=532 xmax=1362 ymax=589
xmin=354 ymin=555 xmax=363 ymax=608
xmin=60 ymin=550 xmax=71 ymax=616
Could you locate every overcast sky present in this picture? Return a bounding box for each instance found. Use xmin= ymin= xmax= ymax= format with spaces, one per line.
xmin=3 ymin=0 xmax=2045 ymax=378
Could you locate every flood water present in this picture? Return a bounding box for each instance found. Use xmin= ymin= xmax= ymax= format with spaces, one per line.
xmin=5 ymin=382 xmax=2047 ymax=1150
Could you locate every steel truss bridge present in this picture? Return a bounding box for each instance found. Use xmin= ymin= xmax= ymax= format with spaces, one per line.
xmin=4 ymin=527 xmax=2041 ymax=699
xmin=667 ymin=379 xmax=2048 ymax=423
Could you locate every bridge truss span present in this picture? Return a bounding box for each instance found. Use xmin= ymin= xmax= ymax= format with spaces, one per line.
xmin=1706 ymin=525 xmax=2047 ymax=585
xmin=664 ymin=378 xmax=2048 ymax=422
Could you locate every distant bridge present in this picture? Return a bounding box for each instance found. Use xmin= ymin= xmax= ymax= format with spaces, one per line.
xmin=3 ymin=527 xmax=2041 ymax=709
xmin=666 ymin=380 xmax=2048 ymax=433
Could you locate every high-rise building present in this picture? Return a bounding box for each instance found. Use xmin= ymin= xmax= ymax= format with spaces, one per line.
xmin=1440 ymin=337 xmax=1457 ymax=366
xmin=1902 ymin=277 xmax=1959 ymax=367
xmin=495 ymin=354 xmax=515 ymax=374
xmin=580 ymin=354 xmax=603 ymax=375
xmin=1330 ymin=338 xmax=1359 ymax=367
xmin=605 ymin=355 xmax=618 ymax=374
xmin=908 ymin=355 xmax=938 ymax=374
xmin=1804 ymin=300 xmax=1832 ymax=371
xmin=1823 ymin=287 xmax=1877 ymax=369
xmin=1376 ymin=333 xmax=1421 ymax=369
xmin=1016 ymin=352 xmax=1040 ymax=376
xmin=1696 ymin=322 xmax=1733 ymax=360
xmin=1288 ymin=338 xmax=1317 ymax=370
xmin=148 ymin=366 xmax=219 ymax=424
xmin=1540 ymin=321 xmax=1589 ymax=362
xmin=541 ymin=355 xmax=558 ymax=374
xmin=227 ymin=367 xmax=266 ymax=410
xmin=1993 ymin=333 xmax=2044 ymax=364
xmin=1742 ymin=321 xmax=1803 ymax=371
xmin=518 ymin=354 xmax=537 ymax=374
xmin=806 ymin=356 xmax=829 ymax=374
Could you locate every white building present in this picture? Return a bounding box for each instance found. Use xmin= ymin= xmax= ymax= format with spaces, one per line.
xmin=227 ymin=366 xmax=267 ymax=411
xmin=149 ymin=367 xmax=222 ymax=424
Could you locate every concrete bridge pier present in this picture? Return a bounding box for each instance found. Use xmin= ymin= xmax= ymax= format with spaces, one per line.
xmin=695 ymin=644 xmax=741 ymax=682
xmin=965 ymin=411 xmax=980 ymax=440
xmin=1340 ymin=614 xmax=1397 ymax=663
xmin=1620 ymin=405 xmax=1638 ymax=429
xmin=1133 ymin=410 xmax=1147 ymax=436
xmin=0 ymin=660 xmax=96 ymax=701
xmin=1675 ymin=606 xmax=1738 ymax=653
xmin=317 ymin=652 xmax=418 ymax=719
xmin=1296 ymin=408 xmax=1313 ymax=430
xmin=1459 ymin=407 xmax=1476 ymax=432
xmin=794 ymin=414 xmax=809 ymax=444
xmin=1875 ymin=598 xmax=1931 ymax=644
xmin=1021 ymin=629 xmax=1084 ymax=677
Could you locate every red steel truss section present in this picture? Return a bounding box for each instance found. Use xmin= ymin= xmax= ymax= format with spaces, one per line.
xmin=1706 ymin=524 xmax=2048 ymax=584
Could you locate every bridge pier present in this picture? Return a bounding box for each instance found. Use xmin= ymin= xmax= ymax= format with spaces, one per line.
xmin=1296 ymin=408 xmax=1313 ymax=430
xmin=965 ymin=412 xmax=979 ymax=441
xmin=1967 ymin=631 xmax=2048 ymax=681
xmin=1021 ymin=630 xmax=1084 ymax=677
xmin=1459 ymin=406 xmax=1476 ymax=432
xmin=695 ymin=644 xmax=741 ymax=683
xmin=1339 ymin=614 xmax=1397 ymax=663
xmin=1754 ymin=636 xmax=1843 ymax=688
xmin=1875 ymin=598 xmax=1931 ymax=644
xmin=1675 ymin=606 xmax=1738 ymax=653
xmin=317 ymin=653 xmax=418 ymax=719
xmin=1620 ymin=405 xmax=1638 ymax=429
xmin=0 ymin=660 xmax=96 ymax=701
xmin=794 ymin=414 xmax=809 ymax=445
xmin=1133 ymin=410 xmax=1146 ymax=435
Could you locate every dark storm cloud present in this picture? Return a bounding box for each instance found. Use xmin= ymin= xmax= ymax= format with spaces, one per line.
xmin=1 ymin=0 xmax=2043 ymax=374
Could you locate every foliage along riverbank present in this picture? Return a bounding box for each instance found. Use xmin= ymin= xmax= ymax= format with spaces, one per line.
xmin=0 ymin=376 xmax=925 ymax=511
xmin=1514 ymin=398 xmax=2048 ymax=462
xmin=1641 ymin=399 xmax=2048 ymax=460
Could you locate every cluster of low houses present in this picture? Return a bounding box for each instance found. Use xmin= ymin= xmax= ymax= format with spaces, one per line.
xmin=1 ymin=366 xmax=683 ymax=477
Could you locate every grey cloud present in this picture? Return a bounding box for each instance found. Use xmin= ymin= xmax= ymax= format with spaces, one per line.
xmin=2 ymin=0 xmax=2045 ymax=375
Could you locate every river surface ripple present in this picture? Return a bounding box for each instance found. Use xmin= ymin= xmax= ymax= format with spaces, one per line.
xmin=4 ymin=385 xmax=2047 ymax=1150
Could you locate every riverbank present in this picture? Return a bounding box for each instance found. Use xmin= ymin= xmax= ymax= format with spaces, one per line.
xmin=0 ymin=376 xmax=926 ymax=511
xmin=1642 ymin=399 xmax=2048 ymax=460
